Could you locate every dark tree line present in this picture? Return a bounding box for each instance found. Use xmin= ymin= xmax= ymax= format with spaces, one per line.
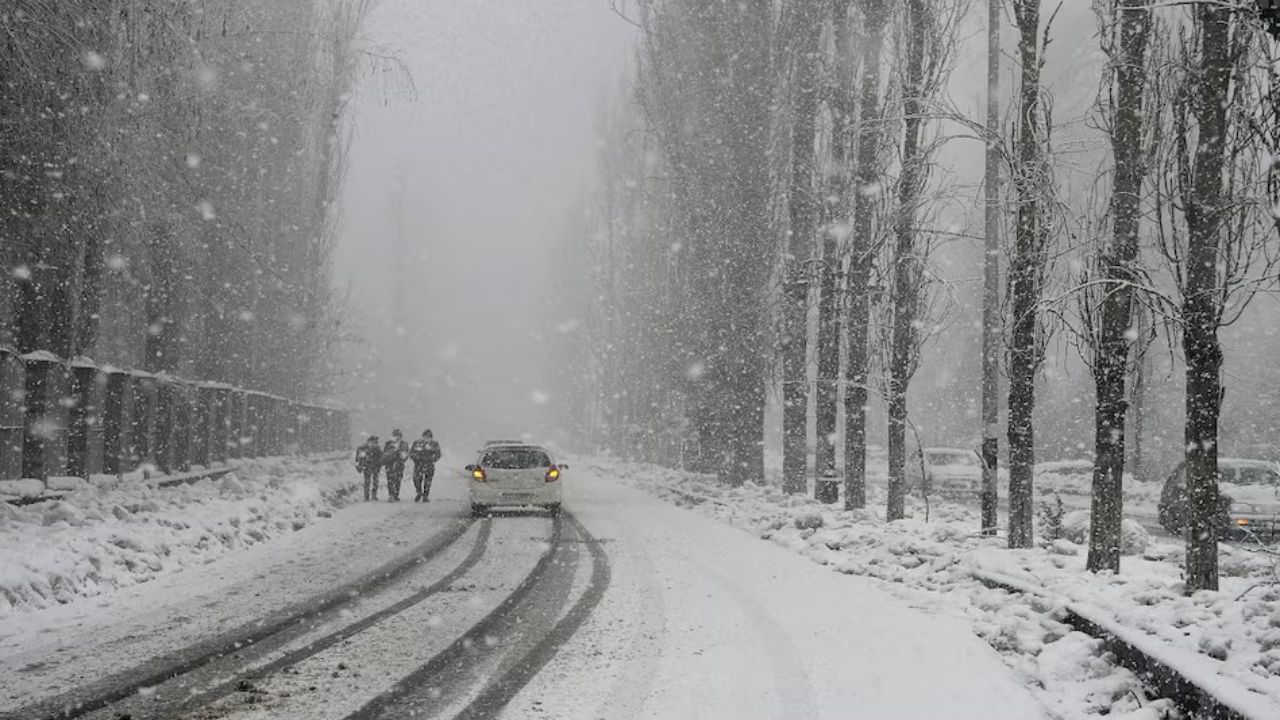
xmin=559 ymin=0 xmax=1280 ymax=593
xmin=564 ymin=0 xmax=962 ymax=492
xmin=1 ymin=0 xmax=377 ymax=401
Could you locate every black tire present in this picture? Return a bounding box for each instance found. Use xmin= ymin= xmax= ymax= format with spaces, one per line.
xmin=471 ymin=504 xmax=487 ymax=519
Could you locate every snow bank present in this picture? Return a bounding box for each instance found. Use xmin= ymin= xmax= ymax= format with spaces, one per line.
xmin=587 ymin=456 xmax=1280 ymax=718
xmin=1060 ymin=510 xmax=1151 ymax=554
xmin=0 ymin=457 xmax=359 ymax=616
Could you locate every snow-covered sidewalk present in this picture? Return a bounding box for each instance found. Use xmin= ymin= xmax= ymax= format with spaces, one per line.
xmin=582 ymin=456 xmax=1280 ymax=718
xmin=0 ymin=456 xmax=360 ymax=615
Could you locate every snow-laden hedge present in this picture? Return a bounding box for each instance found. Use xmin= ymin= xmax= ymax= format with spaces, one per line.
xmin=0 ymin=458 xmax=358 ymax=616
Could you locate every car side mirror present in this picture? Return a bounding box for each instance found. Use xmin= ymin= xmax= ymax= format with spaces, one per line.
xmin=559 ymin=463 xmax=570 ymax=470
xmin=465 ymin=464 xmax=476 ymax=472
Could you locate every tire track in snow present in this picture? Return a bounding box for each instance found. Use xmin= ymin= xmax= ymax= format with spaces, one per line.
xmin=454 ymin=512 xmax=611 ymax=720
xmin=689 ymin=556 xmax=820 ymax=720
xmin=150 ymin=519 xmax=496 ymax=718
xmin=344 ymin=510 xmax=611 ymax=720
xmin=9 ymin=515 xmax=478 ymax=720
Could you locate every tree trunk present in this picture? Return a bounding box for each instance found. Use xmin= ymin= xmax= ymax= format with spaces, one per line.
xmin=887 ymin=0 xmax=928 ymax=522
xmin=980 ymin=0 xmax=1002 ymax=536
xmin=814 ymin=266 xmax=840 ymax=483
xmin=1087 ymin=0 xmax=1150 ymax=574
xmin=817 ymin=0 xmax=855 ymax=496
xmin=843 ymin=0 xmax=887 ymax=511
xmin=1130 ymin=337 xmax=1147 ymax=479
xmin=1182 ymin=2 xmax=1231 ymax=594
xmin=1006 ymin=0 xmax=1048 ymax=549
xmin=715 ymin=0 xmax=773 ymax=486
xmin=782 ymin=1 xmax=825 ymax=495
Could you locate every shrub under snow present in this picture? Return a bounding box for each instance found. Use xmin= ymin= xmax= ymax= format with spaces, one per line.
xmin=1061 ymin=510 xmax=1150 ymax=555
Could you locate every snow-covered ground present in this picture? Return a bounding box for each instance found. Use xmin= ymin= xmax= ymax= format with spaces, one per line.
xmin=586 ymin=456 xmax=1280 ymax=718
xmin=505 ymin=464 xmax=1048 ymax=720
xmin=0 ymin=459 xmax=473 ymax=712
xmin=0 ymin=454 xmax=1058 ymax=719
xmin=10 ymin=452 xmax=1271 ymax=719
xmin=0 ymin=456 xmax=359 ymax=615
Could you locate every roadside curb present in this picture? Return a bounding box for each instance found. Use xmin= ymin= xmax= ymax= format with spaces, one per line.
xmin=970 ymin=569 xmax=1280 ymax=720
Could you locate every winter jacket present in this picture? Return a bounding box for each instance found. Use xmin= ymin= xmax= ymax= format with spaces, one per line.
xmin=383 ymin=440 xmax=408 ymax=472
xmin=410 ymin=438 xmax=442 ymax=465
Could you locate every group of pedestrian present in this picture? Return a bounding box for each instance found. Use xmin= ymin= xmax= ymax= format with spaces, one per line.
xmin=354 ymin=428 xmax=442 ymax=502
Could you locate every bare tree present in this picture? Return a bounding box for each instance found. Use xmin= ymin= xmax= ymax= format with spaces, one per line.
xmin=886 ymin=0 xmax=966 ymax=522
xmin=980 ymin=0 xmax=1003 ymax=537
xmin=1082 ymin=0 xmax=1153 ymax=574
xmin=815 ymin=0 xmax=859 ymax=497
xmin=843 ymin=0 xmax=890 ymax=511
xmin=781 ymin=0 xmax=827 ymax=495
xmin=1006 ymin=0 xmax=1056 ymax=548
xmin=1151 ymin=5 xmax=1280 ymax=592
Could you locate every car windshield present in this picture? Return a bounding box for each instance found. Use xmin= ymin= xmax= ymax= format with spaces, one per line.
xmin=927 ymin=451 xmax=978 ymax=467
xmin=1230 ymin=465 xmax=1280 ymax=486
xmin=482 ymin=448 xmax=550 ymax=469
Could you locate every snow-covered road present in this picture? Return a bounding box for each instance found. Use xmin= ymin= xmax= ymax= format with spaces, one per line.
xmin=1 ymin=461 xmax=1046 ymax=720
xmin=506 ymin=469 xmax=1046 ymax=720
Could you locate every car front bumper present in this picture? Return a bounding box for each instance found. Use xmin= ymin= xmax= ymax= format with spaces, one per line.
xmin=1226 ymin=514 xmax=1280 ymax=542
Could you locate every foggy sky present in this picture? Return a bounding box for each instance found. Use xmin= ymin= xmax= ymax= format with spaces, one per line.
xmin=335 ymin=0 xmax=633 ymax=449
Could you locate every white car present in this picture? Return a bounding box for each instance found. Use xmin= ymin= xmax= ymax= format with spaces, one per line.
xmin=467 ymin=443 xmax=565 ymax=517
xmin=910 ymin=447 xmax=985 ymax=497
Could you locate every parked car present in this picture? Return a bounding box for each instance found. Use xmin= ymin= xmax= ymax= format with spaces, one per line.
xmin=467 ymin=442 xmax=566 ymax=517
xmin=1157 ymin=458 xmax=1280 ymax=540
xmin=909 ymin=447 xmax=984 ymax=497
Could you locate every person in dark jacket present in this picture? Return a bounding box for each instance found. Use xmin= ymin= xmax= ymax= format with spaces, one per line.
xmin=355 ymin=436 xmax=383 ymax=501
xmin=382 ymin=429 xmax=409 ymax=502
xmin=409 ymin=429 xmax=442 ymax=502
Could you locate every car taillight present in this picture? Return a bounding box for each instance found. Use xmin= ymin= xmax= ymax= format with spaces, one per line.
xmin=472 ymin=468 xmax=486 ymax=481
xmin=545 ymin=466 xmax=560 ymax=483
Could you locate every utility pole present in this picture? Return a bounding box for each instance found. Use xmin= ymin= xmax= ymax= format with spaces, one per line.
xmin=980 ymin=0 xmax=1001 ymax=536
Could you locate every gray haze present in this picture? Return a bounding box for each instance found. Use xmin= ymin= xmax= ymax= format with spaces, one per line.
xmin=335 ymin=0 xmax=633 ymax=448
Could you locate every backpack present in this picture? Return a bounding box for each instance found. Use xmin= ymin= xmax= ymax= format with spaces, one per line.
xmin=356 ymin=445 xmax=373 ymax=470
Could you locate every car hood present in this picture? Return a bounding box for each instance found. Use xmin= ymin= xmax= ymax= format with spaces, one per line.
xmin=1221 ymin=483 xmax=1280 ymax=513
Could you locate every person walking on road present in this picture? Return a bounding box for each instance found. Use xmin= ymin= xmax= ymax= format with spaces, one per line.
xmin=410 ymin=429 xmax=442 ymax=502
xmin=355 ymin=436 xmax=383 ymax=501
xmin=383 ymin=429 xmax=409 ymax=502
